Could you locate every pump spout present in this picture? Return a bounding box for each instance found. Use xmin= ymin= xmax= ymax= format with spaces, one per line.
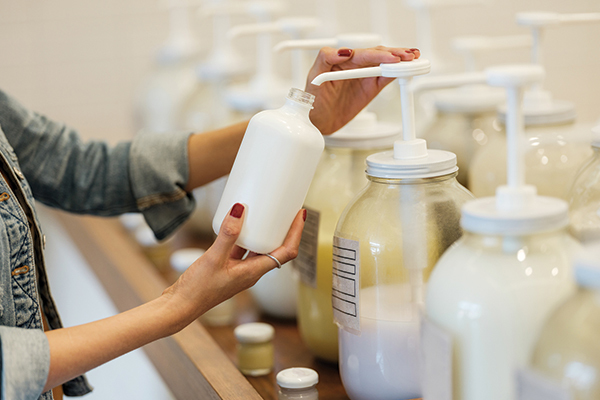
xmin=310 ymin=66 xmax=383 ymax=86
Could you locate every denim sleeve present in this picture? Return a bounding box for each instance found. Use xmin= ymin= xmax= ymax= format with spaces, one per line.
xmin=0 ymin=326 xmax=50 ymax=400
xmin=0 ymin=90 xmax=195 ymax=240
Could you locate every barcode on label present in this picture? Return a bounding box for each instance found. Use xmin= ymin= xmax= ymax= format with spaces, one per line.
xmin=332 ymin=236 xmax=360 ymax=333
xmin=294 ymin=207 xmax=319 ymax=288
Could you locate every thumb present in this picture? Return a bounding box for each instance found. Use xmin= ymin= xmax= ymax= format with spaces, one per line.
xmin=211 ymin=203 xmax=246 ymax=260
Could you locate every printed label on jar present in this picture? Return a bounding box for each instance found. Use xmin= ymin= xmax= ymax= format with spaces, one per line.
xmin=420 ymin=316 xmax=453 ymax=400
xmin=516 ymin=368 xmax=572 ymax=400
xmin=331 ymin=236 xmax=360 ymax=333
xmin=294 ymin=207 xmax=319 ymax=288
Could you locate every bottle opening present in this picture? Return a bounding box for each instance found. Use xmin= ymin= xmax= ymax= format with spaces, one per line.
xmin=287 ymin=88 xmax=315 ymax=107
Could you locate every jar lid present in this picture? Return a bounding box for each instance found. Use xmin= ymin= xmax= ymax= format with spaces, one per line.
xmin=434 ymin=86 xmax=505 ymax=114
xmin=574 ymin=244 xmax=600 ymax=289
xmin=170 ymin=248 xmax=206 ymax=273
xmin=366 ymin=145 xmax=458 ymax=179
xmin=461 ymin=188 xmax=569 ymax=235
xmin=276 ymin=367 xmax=319 ymax=389
xmin=234 ymin=322 xmax=274 ymax=343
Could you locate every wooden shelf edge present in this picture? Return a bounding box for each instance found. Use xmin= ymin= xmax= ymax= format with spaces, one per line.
xmin=54 ymin=210 xmax=262 ymax=400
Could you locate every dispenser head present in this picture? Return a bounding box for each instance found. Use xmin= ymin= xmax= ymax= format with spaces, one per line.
xmin=461 ymin=64 xmax=569 ymax=235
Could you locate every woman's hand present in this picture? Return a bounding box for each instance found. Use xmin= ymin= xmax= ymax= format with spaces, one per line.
xmin=163 ymin=203 xmax=306 ymax=329
xmin=306 ymin=46 xmax=420 ymax=135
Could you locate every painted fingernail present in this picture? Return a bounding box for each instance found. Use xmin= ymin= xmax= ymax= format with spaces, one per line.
xmin=230 ymin=203 xmax=244 ymax=218
xmin=338 ymin=48 xmax=352 ymax=57
xmin=410 ymin=48 xmax=420 ymax=53
xmin=303 ymin=209 xmax=307 ymax=221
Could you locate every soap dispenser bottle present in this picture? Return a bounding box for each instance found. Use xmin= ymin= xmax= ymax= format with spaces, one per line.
xmin=469 ymin=12 xmax=600 ymax=200
xmin=424 ymin=64 xmax=580 ymax=400
xmin=313 ymin=59 xmax=473 ymax=399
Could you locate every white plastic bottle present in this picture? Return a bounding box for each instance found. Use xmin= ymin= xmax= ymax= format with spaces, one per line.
xmin=424 ymin=65 xmax=579 ymax=400
xmin=313 ymin=59 xmax=474 ymax=400
xmin=213 ymin=88 xmax=324 ymax=254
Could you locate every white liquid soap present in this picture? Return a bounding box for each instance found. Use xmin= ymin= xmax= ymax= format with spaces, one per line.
xmin=213 ymin=88 xmax=324 ymax=254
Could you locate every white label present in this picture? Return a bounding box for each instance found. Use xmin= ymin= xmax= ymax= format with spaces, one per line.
xmin=332 ymin=236 xmax=360 ymax=333
xmin=421 ymin=317 xmax=453 ymax=400
xmin=294 ymin=207 xmax=320 ymax=288
xmin=517 ymin=368 xmax=572 ymax=400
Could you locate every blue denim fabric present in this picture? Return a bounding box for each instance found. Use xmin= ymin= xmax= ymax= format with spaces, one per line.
xmin=0 ymin=89 xmax=195 ymax=399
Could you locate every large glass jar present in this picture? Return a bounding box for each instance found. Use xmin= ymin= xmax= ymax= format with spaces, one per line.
xmin=469 ymin=119 xmax=593 ymax=200
xmin=568 ymin=131 xmax=600 ymax=243
xmin=530 ymin=246 xmax=600 ymax=400
xmin=426 ymin=228 xmax=579 ymax=400
xmin=335 ymin=170 xmax=473 ymax=400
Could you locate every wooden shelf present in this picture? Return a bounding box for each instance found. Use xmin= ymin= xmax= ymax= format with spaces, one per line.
xmin=55 ymin=211 xmax=351 ymax=399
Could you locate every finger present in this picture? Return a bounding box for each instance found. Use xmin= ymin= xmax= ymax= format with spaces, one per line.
xmin=350 ymin=47 xmax=412 ymax=66
xmin=230 ymin=245 xmax=247 ymax=260
xmin=211 ymin=203 xmax=246 ymax=262
xmin=259 ymin=209 xmax=306 ymax=273
xmin=308 ymin=46 xmax=355 ymax=76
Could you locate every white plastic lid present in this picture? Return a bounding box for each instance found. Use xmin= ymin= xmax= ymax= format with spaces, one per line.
xmin=234 ymin=322 xmax=274 ymax=343
xmin=434 ymin=86 xmax=505 ymax=114
xmin=276 ymin=367 xmax=319 ymax=389
xmin=591 ymin=125 xmax=600 ymax=149
xmin=573 ymin=244 xmax=600 ymax=289
xmin=170 ymin=248 xmax=205 ymax=273
xmin=461 ymin=193 xmax=569 ymax=235
xmin=366 ymin=146 xmax=458 ymax=179
xmin=497 ymin=96 xmax=576 ymax=127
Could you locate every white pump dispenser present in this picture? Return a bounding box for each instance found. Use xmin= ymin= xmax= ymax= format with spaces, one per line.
xmin=313 ymin=59 xmax=474 ymax=399
xmin=424 ymin=65 xmax=579 ymax=400
xmin=225 ymin=17 xmax=317 ymax=113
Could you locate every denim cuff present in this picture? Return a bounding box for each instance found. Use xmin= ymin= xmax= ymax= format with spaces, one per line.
xmin=129 ymin=131 xmax=196 ymax=240
xmin=0 ymin=326 xmax=50 ymax=400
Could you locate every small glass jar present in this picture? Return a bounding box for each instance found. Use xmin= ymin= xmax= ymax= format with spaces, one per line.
xmin=568 ymin=129 xmax=600 ymax=243
xmin=530 ymin=245 xmax=600 ymax=399
xmin=277 ymin=367 xmax=319 ymax=400
xmin=469 ymin=118 xmax=593 ymax=200
xmin=234 ymin=323 xmax=275 ymax=376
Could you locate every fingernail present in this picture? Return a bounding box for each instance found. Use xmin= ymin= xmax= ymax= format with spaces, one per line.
xmin=410 ymin=48 xmax=420 ymax=53
xmin=406 ymin=49 xmax=414 ymax=54
xmin=302 ymin=209 xmax=307 ymax=221
xmin=230 ymin=203 xmax=244 ymax=218
xmin=337 ymin=48 xmax=352 ymax=57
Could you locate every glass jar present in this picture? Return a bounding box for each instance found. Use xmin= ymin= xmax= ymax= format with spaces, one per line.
xmin=568 ymin=132 xmax=600 ymax=243
xmin=469 ymin=119 xmax=593 ymax=200
xmin=530 ymin=246 xmax=600 ymax=399
xmin=425 ymin=109 xmax=499 ymax=189
xmin=335 ymin=171 xmax=473 ymax=400
xmin=425 ymin=229 xmax=579 ymax=400
xmin=297 ymin=146 xmax=385 ymax=363
xmin=277 ymin=367 xmax=319 ymax=400
xmin=234 ymin=322 xmax=275 ymax=377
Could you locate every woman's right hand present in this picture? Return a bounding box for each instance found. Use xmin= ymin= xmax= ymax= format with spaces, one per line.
xmin=162 ymin=203 xmax=306 ymax=331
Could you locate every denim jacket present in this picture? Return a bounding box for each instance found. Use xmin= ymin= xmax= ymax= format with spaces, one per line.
xmin=0 ymin=89 xmax=195 ymax=400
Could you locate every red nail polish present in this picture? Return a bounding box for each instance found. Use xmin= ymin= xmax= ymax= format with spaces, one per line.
xmin=338 ymin=48 xmax=352 ymax=57
xmin=303 ymin=209 xmax=307 ymax=221
xmin=230 ymin=203 xmax=244 ymax=218
xmin=410 ymin=48 xmax=420 ymax=53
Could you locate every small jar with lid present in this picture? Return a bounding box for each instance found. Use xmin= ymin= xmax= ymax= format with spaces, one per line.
xmin=277 ymin=367 xmax=319 ymax=400
xmin=234 ymin=322 xmax=275 ymax=376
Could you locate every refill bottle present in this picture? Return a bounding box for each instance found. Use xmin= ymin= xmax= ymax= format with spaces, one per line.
xmin=313 ymin=59 xmax=473 ymax=399
xmin=424 ymin=65 xmax=579 ymax=400
xmin=213 ymin=88 xmax=324 ymax=254
xmin=524 ymin=244 xmax=600 ymax=400
xmin=276 ymin=32 xmax=400 ymax=362
xmin=469 ymin=12 xmax=600 ymax=200
xmin=568 ymin=126 xmax=600 ymax=243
